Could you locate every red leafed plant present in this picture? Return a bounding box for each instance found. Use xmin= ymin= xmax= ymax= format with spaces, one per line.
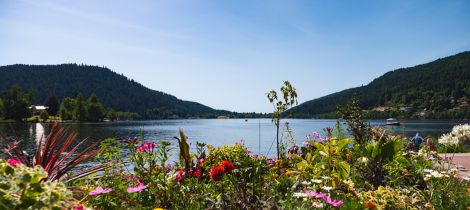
xmin=0 ymin=123 xmax=109 ymax=181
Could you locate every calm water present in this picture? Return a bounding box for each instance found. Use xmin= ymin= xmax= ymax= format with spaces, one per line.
xmin=1 ymin=119 xmax=470 ymax=159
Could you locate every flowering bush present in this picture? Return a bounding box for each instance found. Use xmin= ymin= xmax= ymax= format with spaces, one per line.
xmin=0 ymin=159 xmax=76 ymax=209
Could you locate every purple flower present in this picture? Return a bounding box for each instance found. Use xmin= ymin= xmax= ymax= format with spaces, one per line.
xmin=127 ymin=183 xmax=147 ymax=193
xmin=312 ymin=131 xmax=320 ymax=139
xmin=89 ymin=186 xmax=112 ymax=195
xmin=305 ymin=134 xmax=311 ymax=140
xmin=303 ymin=141 xmax=312 ymax=147
xmin=235 ymin=139 xmax=245 ymax=145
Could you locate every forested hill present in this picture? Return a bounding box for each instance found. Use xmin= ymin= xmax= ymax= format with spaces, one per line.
xmin=289 ymin=51 xmax=470 ymax=119
xmin=0 ymin=64 xmax=223 ymax=119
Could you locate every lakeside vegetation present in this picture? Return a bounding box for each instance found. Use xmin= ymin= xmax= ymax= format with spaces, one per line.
xmin=1 ymin=88 xmax=469 ymax=209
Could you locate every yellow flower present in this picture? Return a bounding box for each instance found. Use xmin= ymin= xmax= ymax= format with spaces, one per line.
xmin=285 ymin=170 xmax=292 ymax=176
xmin=154 ymin=208 xmax=165 ymax=210
xmin=271 ymin=166 xmax=279 ymax=170
xmin=273 ymin=174 xmax=279 ymax=178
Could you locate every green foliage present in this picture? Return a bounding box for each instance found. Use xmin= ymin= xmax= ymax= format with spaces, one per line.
xmin=75 ymin=93 xmax=87 ymax=122
xmin=0 ymin=160 xmax=73 ymax=209
xmin=289 ymin=51 xmax=470 ymax=119
xmin=86 ymin=94 xmax=105 ymax=122
xmin=359 ymin=186 xmax=430 ymax=209
xmin=0 ymin=98 xmax=3 ymax=119
xmin=175 ymin=130 xmax=191 ymax=171
xmin=424 ymin=174 xmax=470 ymax=209
xmin=39 ymin=110 xmax=49 ymax=122
xmin=44 ymin=95 xmax=60 ymax=116
xmin=338 ymin=96 xmax=370 ymax=144
xmin=267 ymin=80 xmax=298 ymax=159
xmin=1 ymin=85 xmax=31 ymax=121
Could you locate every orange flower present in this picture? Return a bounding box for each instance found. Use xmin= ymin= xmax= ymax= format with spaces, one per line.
xmin=346 ymin=152 xmax=353 ymax=159
xmin=273 ymin=174 xmax=279 ymax=178
xmin=364 ymin=200 xmax=377 ymax=210
xmin=275 ymin=159 xmax=281 ymax=164
xmin=285 ymin=170 xmax=292 ymax=176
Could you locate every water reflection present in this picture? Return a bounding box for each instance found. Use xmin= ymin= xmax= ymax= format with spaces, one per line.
xmin=1 ymin=119 xmax=469 ymax=160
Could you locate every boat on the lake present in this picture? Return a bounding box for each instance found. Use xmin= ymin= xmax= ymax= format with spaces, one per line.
xmin=386 ymin=118 xmax=400 ymax=126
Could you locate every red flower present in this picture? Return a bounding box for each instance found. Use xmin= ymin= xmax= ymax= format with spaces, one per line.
xmin=7 ymin=158 xmax=21 ymax=167
xmin=74 ymin=204 xmax=85 ymax=210
xmin=209 ymin=165 xmax=224 ymax=181
xmin=193 ymin=168 xmax=202 ymax=177
xmin=176 ymin=170 xmax=184 ymax=183
xmin=219 ymin=160 xmax=235 ymax=173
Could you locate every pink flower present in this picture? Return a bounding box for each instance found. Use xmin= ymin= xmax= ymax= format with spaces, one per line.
xmin=137 ymin=142 xmax=155 ymax=153
xmin=312 ymin=131 xmax=320 ymax=139
xmin=89 ymin=186 xmax=112 ymax=195
xmin=324 ymin=196 xmax=343 ymax=207
xmin=176 ymin=170 xmax=184 ymax=183
xmin=305 ymin=134 xmax=311 ymax=140
xmin=127 ymin=183 xmax=147 ymax=193
xmin=7 ymin=158 xmax=21 ymax=167
xmin=304 ymin=190 xmax=326 ymax=199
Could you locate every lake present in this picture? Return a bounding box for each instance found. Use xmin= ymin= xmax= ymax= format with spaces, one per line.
xmin=1 ymin=119 xmax=470 ymax=160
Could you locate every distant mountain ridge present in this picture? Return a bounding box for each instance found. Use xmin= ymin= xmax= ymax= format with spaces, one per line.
xmin=0 ymin=64 xmax=226 ymax=119
xmin=289 ymin=51 xmax=470 ymax=119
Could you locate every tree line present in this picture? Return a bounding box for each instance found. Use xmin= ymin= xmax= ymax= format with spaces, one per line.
xmin=0 ymin=85 xmax=139 ymax=122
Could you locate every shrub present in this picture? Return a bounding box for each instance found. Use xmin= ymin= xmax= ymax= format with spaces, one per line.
xmin=0 ymin=159 xmax=74 ymax=209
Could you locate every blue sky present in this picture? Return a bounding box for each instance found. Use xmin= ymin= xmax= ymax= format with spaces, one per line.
xmin=1 ymin=0 xmax=469 ymax=113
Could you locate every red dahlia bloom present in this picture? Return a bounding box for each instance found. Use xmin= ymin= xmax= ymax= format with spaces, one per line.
xmin=219 ymin=160 xmax=235 ymax=173
xmin=209 ymin=165 xmax=224 ymax=181
xmin=193 ymin=168 xmax=202 ymax=177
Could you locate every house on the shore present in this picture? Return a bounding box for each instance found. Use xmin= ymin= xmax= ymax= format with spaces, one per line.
xmin=29 ymin=106 xmax=48 ymax=115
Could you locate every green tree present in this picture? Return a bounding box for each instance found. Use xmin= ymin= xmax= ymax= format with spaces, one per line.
xmin=39 ymin=110 xmax=49 ymax=122
xmin=337 ymin=96 xmax=370 ymax=144
xmin=59 ymin=97 xmax=76 ymax=120
xmin=44 ymin=95 xmax=60 ymax=116
xmin=0 ymin=98 xmax=4 ymax=119
xmin=86 ymin=94 xmax=105 ymax=122
xmin=74 ymin=94 xmax=87 ymax=122
xmin=106 ymin=108 xmax=117 ymax=121
xmin=1 ymin=85 xmax=32 ymax=121
xmin=267 ymin=81 xmax=298 ymax=159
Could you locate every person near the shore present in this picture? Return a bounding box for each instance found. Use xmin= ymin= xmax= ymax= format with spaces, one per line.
xmin=411 ymin=132 xmax=424 ymax=150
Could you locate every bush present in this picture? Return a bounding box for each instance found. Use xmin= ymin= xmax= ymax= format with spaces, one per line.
xmin=0 ymin=159 xmax=74 ymax=209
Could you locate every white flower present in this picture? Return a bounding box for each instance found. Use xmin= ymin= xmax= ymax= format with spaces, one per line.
xmin=312 ymin=202 xmax=324 ymax=208
xmin=293 ymin=192 xmax=308 ymax=198
xmin=424 ymin=174 xmax=432 ymax=181
xmin=321 ymin=176 xmax=330 ymax=180
xmin=322 ymin=186 xmax=333 ymax=191
xmin=312 ymin=179 xmax=322 ymax=184
xmin=423 ymin=169 xmax=433 ymax=173
xmin=438 ymin=133 xmax=459 ymax=146
xmin=430 ymin=171 xmax=443 ymax=178
xmin=302 ymin=181 xmax=311 ymax=185
xmin=358 ymin=157 xmax=368 ymax=164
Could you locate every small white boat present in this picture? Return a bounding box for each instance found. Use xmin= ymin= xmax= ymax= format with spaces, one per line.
xmin=386 ymin=118 xmax=400 ymax=126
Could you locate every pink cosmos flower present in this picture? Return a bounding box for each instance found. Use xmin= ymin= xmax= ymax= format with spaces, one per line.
xmin=7 ymin=158 xmax=21 ymax=167
xmin=127 ymin=183 xmax=147 ymax=193
xmin=325 ymin=196 xmax=344 ymax=207
xmin=89 ymin=186 xmax=112 ymax=195
xmin=304 ymin=190 xmax=326 ymax=199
